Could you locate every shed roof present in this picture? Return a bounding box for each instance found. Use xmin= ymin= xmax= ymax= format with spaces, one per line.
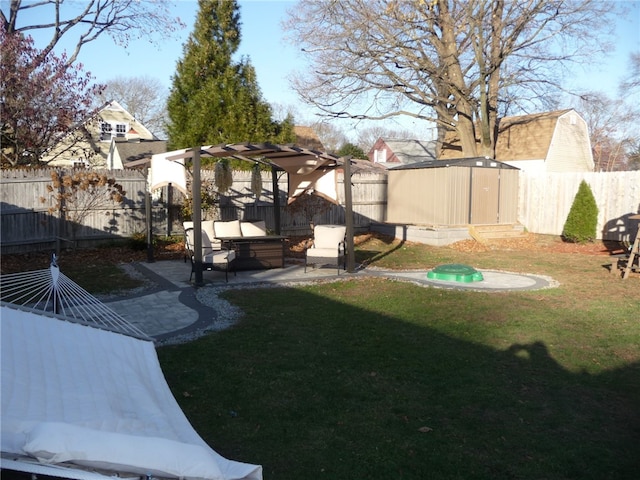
xmin=389 ymin=156 xmax=519 ymax=171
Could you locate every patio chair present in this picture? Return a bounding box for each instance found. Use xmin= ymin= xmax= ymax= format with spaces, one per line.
xmin=304 ymin=224 xmax=347 ymax=274
xmin=183 ymin=221 xmax=236 ymax=282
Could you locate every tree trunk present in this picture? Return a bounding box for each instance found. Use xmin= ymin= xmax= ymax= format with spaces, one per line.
xmin=439 ymin=1 xmax=478 ymax=157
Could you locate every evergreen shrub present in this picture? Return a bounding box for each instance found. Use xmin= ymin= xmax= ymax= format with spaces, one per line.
xmin=562 ymin=180 xmax=599 ymax=243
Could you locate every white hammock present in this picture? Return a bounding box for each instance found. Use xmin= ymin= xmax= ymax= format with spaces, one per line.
xmin=0 ymin=255 xmax=150 ymax=340
xmin=1 ymin=255 xmax=262 ymax=480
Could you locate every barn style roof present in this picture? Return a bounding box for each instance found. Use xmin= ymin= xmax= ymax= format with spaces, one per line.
xmin=440 ymin=109 xmax=574 ymax=161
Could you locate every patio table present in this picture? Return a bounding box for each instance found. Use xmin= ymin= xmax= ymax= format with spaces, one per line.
xmin=218 ymin=235 xmax=287 ymax=270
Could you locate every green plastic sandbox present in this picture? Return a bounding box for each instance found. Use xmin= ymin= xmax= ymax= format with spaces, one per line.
xmin=427 ymin=264 xmax=484 ymax=283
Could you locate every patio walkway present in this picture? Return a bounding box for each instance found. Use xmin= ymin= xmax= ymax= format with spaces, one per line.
xmin=102 ymin=260 xmax=557 ymax=343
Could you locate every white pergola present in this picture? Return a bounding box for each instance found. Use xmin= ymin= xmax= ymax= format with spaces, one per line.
xmin=160 ymin=142 xmax=355 ymax=284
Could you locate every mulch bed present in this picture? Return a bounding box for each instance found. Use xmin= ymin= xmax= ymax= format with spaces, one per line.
xmin=0 ymin=232 xmax=626 ymax=275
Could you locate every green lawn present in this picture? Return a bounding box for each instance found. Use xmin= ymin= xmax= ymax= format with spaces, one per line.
xmin=158 ymin=236 xmax=640 ymax=480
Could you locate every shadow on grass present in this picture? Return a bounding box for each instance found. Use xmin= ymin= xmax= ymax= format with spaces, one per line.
xmin=355 ymin=237 xmax=407 ymax=267
xmin=158 ymin=285 xmax=640 ymax=480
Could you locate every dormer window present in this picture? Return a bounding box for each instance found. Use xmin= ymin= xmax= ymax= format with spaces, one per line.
xmin=100 ymin=121 xmax=129 ymax=141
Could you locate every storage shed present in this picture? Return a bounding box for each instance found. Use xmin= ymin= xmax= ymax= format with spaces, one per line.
xmin=386 ymin=157 xmax=520 ymax=226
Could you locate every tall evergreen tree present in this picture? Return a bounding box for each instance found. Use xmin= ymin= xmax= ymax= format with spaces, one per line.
xmin=166 ymin=0 xmax=294 ymax=150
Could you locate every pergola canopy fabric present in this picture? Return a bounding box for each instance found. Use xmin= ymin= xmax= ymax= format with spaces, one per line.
xmin=149 ymin=151 xmax=188 ymax=195
xmin=163 ymin=143 xmax=342 ymax=204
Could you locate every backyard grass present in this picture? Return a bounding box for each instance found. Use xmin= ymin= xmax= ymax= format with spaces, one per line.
xmin=157 ymin=235 xmax=640 ymax=480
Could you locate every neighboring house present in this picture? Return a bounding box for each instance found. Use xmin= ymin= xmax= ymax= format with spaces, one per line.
xmin=293 ymin=126 xmax=325 ymax=150
xmin=106 ymin=137 xmax=168 ymax=169
xmin=368 ymin=138 xmax=438 ymax=168
xmin=440 ymin=109 xmax=594 ymax=173
xmin=42 ymin=100 xmax=158 ymax=168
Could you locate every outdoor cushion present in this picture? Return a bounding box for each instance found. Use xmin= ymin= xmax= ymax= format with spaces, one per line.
xmin=203 ymin=250 xmax=236 ymax=265
xmin=313 ymin=225 xmax=346 ymax=249
xmin=240 ymin=221 xmax=267 ymax=237
xmin=201 ymin=220 xmax=216 ymax=244
xmin=23 ymin=422 xmax=225 ymax=480
xmin=185 ymin=220 xmax=221 ymax=250
xmin=306 ymin=247 xmax=342 ymax=259
xmin=214 ymin=220 xmax=242 ymax=238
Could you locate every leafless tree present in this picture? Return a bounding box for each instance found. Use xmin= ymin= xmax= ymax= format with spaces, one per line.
xmin=1 ymin=0 xmax=184 ymax=65
xmin=310 ymin=121 xmax=348 ymax=153
xmin=620 ymin=51 xmax=640 ymax=93
xmin=284 ymin=0 xmax=617 ymax=158
xmin=99 ymin=76 xmax=169 ymax=138
xmin=355 ymin=126 xmax=415 ymax=153
xmin=577 ymin=91 xmax=638 ymax=171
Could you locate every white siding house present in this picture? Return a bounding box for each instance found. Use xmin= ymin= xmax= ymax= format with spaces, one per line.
xmin=42 ymin=101 xmax=158 ymax=168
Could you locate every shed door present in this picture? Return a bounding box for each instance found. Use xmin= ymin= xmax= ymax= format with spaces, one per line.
xmin=469 ymin=168 xmax=500 ymax=224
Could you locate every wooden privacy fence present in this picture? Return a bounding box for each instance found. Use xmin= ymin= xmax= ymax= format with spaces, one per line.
xmin=1 ymin=168 xmax=638 ymax=254
xmin=519 ymin=171 xmax=640 ymax=242
xmin=0 ymin=168 xmax=387 ymax=254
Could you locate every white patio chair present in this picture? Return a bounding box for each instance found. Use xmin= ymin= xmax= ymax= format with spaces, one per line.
xmin=183 ymin=221 xmax=236 ymax=282
xmin=304 ymin=224 xmax=347 ymax=274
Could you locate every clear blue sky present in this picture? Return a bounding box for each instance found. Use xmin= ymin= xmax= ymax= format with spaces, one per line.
xmin=14 ymin=0 xmax=640 ymax=139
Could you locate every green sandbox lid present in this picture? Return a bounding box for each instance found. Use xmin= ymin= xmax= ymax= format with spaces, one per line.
xmin=427 ymin=264 xmax=484 ymax=283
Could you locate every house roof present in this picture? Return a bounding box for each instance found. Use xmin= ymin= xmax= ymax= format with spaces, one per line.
xmin=378 ymin=139 xmax=438 ymax=163
xmin=440 ymin=109 xmax=575 ymax=161
xmin=349 ymin=159 xmax=388 ymax=174
xmin=114 ymin=139 xmax=168 ymax=168
xmin=389 ymin=156 xmax=519 ymax=171
xmin=293 ymin=126 xmax=325 ymax=150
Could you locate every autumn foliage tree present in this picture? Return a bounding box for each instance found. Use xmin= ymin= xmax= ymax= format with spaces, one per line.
xmin=1 ymin=26 xmax=103 ymax=166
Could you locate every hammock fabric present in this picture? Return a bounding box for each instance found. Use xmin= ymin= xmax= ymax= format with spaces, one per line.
xmin=0 ymin=259 xmax=262 ymax=480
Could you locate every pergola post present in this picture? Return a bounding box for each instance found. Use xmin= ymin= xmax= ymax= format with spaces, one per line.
xmin=145 ymin=165 xmax=155 ymax=263
xmin=271 ymin=165 xmax=281 ymax=235
xmin=145 ymin=187 xmax=154 ymax=263
xmin=192 ymin=148 xmax=203 ymax=285
xmin=342 ymin=156 xmax=355 ymax=273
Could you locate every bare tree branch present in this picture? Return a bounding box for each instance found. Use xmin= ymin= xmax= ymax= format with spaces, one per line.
xmin=2 ymin=0 xmax=185 ymax=65
xmin=284 ymin=0 xmax=618 ymax=157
